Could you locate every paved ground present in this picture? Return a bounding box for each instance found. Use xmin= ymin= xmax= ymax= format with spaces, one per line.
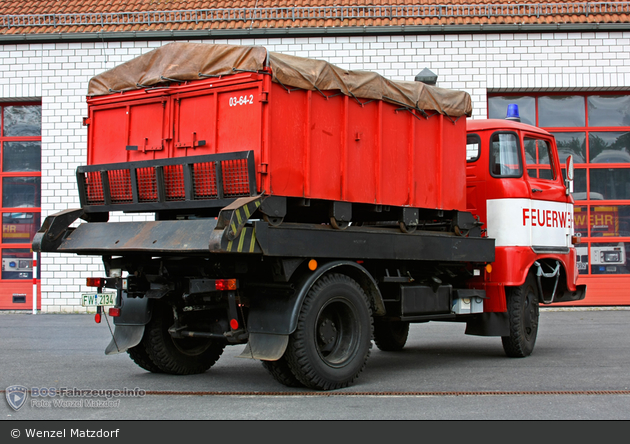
xmin=1 ymin=308 xmax=629 ymax=421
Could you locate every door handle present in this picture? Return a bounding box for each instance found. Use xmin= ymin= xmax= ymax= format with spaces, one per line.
xmin=532 ymin=188 xmax=543 ymax=193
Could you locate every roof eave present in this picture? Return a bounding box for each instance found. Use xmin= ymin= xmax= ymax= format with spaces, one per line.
xmin=1 ymin=23 xmax=630 ymax=44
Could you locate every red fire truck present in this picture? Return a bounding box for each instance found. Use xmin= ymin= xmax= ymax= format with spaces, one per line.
xmin=34 ymin=43 xmax=585 ymax=390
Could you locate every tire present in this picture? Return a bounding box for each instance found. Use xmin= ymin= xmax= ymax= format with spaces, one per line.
xmin=144 ymin=302 xmax=226 ymax=375
xmin=127 ymin=343 xmax=163 ymax=373
xmin=501 ymin=273 xmax=540 ymax=358
xmin=284 ymin=273 xmax=373 ymax=390
xmin=373 ymin=320 xmax=410 ymax=351
xmin=261 ymin=356 xmax=304 ymax=388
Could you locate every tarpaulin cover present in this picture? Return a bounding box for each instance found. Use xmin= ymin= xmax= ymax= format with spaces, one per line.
xmin=88 ymin=42 xmax=472 ymax=117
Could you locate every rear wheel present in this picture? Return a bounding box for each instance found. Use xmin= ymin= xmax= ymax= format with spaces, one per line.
xmin=502 ymin=274 xmax=540 ymax=358
xmin=127 ymin=342 xmax=163 ymax=373
xmin=144 ymin=302 xmax=226 ymax=375
xmin=373 ymin=320 xmax=410 ymax=351
xmin=284 ymin=273 xmax=373 ymax=390
xmin=262 ymin=356 xmax=304 ymax=388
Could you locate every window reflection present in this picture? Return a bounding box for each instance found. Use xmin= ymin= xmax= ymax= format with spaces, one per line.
xmin=553 ymin=132 xmax=586 ymax=164
xmin=2 ymin=106 xmax=41 ymax=137
xmin=587 ymin=242 xmax=628 ymax=275
xmin=574 ymin=205 xmax=588 ymax=237
xmin=589 ymin=168 xmax=630 ymax=200
xmin=1 ymin=248 xmax=33 ymax=280
xmin=488 ymin=96 xmax=536 ymax=126
xmin=2 ymin=177 xmax=41 ymax=208
xmin=588 ymin=95 xmax=630 ymax=127
xmin=3 ymin=141 xmax=41 ymax=172
xmin=539 ymin=96 xmax=585 ymax=128
xmin=2 ymin=212 xmax=40 ymax=244
xmin=588 ymin=132 xmax=630 ymax=163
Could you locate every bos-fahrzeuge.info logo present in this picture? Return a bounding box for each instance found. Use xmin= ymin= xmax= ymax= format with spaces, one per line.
xmin=6 ymin=385 xmax=28 ymax=411
xmin=5 ymin=385 xmax=146 ymax=411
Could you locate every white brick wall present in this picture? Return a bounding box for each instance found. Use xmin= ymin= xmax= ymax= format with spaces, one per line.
xmin=1 ymin=31 xmax=629 ymax=311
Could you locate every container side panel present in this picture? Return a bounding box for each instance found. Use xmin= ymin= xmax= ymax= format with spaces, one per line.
xmin=173 ymin=92 xmax=217 ymax=157
xmin=89 ymin=106 xmax=128 ymax=165
xmin=216 ymin=86 xmax=263 ymax=157
xmin=441 ymin=117 xmax=468 ymax=211
xmin=127 ymin=99 xmax=170 ymax=162
xmin=346 ymin=101 xmax=378 ymax=204
xmin=267 ymin=86 xmax=306 ymax=197
xmin=308 ymin=92 xmax=343 ymax=200
xmin=412 ymin=117 xmax=440 ymax=209
xmin=381 ymin=105 xmax=412 ymax=207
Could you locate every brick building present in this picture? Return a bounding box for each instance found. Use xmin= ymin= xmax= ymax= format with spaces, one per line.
xmin=1 ymin=1 xmax=629 ymax=311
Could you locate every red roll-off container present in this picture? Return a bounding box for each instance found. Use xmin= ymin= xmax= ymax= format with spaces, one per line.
xmin=84 ymin=43 xmax=472 ymax=212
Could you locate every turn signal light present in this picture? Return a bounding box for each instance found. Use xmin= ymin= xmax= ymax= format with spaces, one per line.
xmin=86 ymin=277 xmax=105 ymax=287
xmin=571 ymin=235 xmax=582 ymax=245
xmin=108 ymin=308 xmax=121 ymax=317
xmin=215 ymin=279 xmax=237 ymax=291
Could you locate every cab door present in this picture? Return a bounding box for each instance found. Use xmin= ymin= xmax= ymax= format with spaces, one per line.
xmin=522 ymin=133 xmax=572 ymax=250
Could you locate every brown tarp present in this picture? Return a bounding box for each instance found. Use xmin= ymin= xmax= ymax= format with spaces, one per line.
xmin=88 ymin=42 xmax=472 ymax=117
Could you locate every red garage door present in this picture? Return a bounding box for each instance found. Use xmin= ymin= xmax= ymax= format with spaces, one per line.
xmin=489 ymin=92 xmax=630 ymax=306
xmin=0 ymin=102 xmax=41 ymax=310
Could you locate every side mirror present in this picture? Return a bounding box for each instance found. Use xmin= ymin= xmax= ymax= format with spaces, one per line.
xmin=565 ymin=155 xmax=574 ymax=195
xmin=566 ymin=155 xmax=574 ymax=180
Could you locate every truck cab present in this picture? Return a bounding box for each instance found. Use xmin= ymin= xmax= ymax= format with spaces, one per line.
xmin=465 ymin=115 xmax=584 ymax=310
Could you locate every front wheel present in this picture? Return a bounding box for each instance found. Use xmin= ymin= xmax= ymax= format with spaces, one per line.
xmin=502 ymin=274 xmax=540 ymax=358
xmin=284 ymin=274 xmax=373 ymax=390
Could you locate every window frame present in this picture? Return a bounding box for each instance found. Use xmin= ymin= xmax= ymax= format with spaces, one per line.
xmin=0 ymin=101 xmax=42 ymax=283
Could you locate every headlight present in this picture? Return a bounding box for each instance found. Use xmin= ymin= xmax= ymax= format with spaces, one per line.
xmin=603 ymin=251 xmax=621 ymax=263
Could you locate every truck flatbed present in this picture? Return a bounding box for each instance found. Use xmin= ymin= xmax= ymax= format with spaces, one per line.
xmin=38 ymin=216 xmax=495 ymax=263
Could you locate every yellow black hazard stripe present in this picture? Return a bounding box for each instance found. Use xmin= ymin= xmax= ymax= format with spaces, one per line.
xmin=227 ymin=199 xmax=262 ymax=240
xmin=226 ymin=226 xmax=259 ymax=253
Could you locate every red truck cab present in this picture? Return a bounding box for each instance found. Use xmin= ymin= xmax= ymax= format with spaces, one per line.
xmin=466 ymin=115 xmax=585 ymax=311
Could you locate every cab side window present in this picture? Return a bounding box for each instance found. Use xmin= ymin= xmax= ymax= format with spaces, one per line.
xmin=490 ymin=132 xmax=522 ymax=177
xmin=466 ymin=134 xmax=481 ymax=162
xmin=524 ymin=138 xmax=556 ymax=180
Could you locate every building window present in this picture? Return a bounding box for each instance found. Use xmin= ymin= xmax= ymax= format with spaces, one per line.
xmin=489 ymin=93 xmax=630 ymax=276
xmin=0 ymin=103 xmax=41 ymax=283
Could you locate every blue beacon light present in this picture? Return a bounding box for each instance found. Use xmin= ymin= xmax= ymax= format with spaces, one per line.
xmin=506 ymin=103 xmax=521 ymax=122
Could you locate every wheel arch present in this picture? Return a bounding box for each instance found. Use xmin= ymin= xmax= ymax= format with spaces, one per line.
xmin=246 ymin=260 xmax=384 ymax=338
xmin=290 ymin=260 xmax=385 ymax=329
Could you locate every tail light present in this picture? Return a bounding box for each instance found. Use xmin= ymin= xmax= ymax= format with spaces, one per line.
xmin=86 ymin=277 xmax=105 ymax=287
xmin=108 ymin=308 xmax=121 ymax=317
xmin=215 ymin=279 xmax=237 ymax=291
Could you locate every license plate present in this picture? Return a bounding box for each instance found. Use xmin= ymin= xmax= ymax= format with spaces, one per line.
xmin=81 ymin=292 xmax=116 ymax=307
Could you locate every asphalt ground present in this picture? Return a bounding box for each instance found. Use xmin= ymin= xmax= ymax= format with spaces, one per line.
xmin=1 ymin=308 xmax=629 ymax=423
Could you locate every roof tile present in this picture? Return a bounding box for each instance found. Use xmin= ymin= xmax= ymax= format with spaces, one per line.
xmin=1 ymin=1 xmax=629 ymax=36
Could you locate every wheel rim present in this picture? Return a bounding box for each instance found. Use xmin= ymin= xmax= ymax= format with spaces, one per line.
xmin=171 ymin=337 xmax=213 ymax=356
xmin=315 ymin=298 xmax=360 ymax=367
xmin=522 ymin=286 xmax=539 ymax=341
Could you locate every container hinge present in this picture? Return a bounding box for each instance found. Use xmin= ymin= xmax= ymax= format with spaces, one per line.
xmin=258 ymin=163 xmax=268 ymax=174
xmin=83 ymin=117 xmax=91 ymax=126
xmin=126 ymin=138 xmax=163 ymax=152
xmin=259 ymin=92 xmax=269 ymax=103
